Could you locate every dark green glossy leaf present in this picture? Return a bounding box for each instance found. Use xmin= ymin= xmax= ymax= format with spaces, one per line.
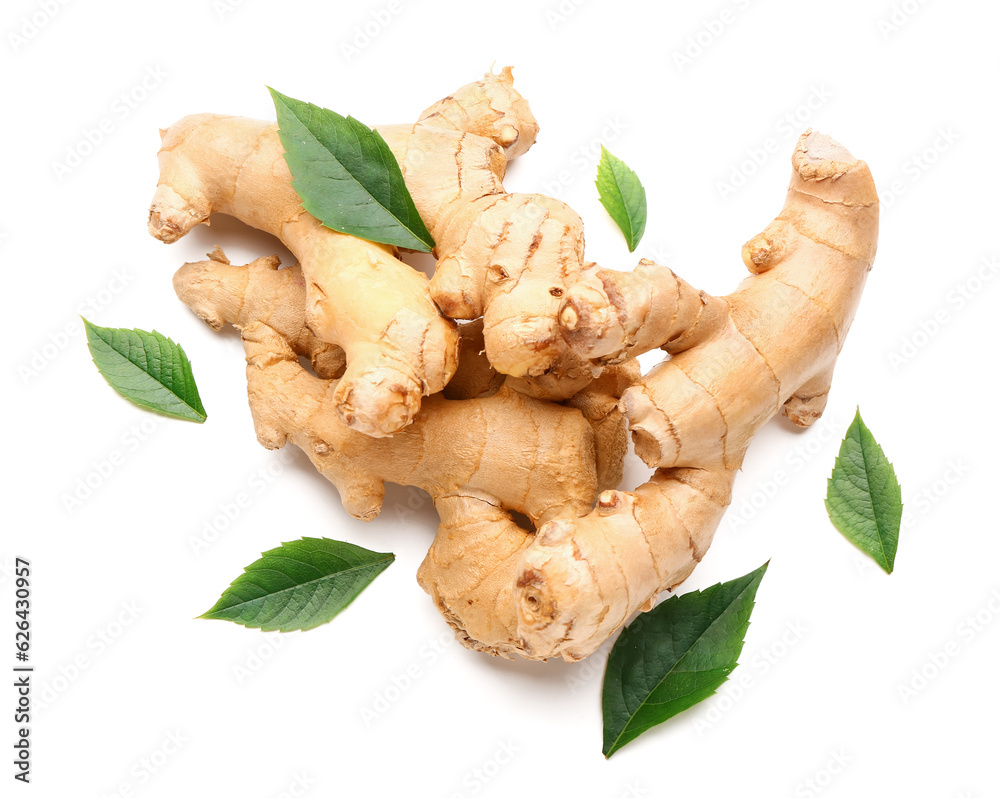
xmin=602 ymin=562 xmax=768 ymax=757
xmin=200 ymin=537 xmax=394 ymax=632
xmin=270 ymin=88 xmax=434 ymax=252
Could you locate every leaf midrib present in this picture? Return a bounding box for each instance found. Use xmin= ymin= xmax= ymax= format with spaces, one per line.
xmin=856 ymin=425 xmax=891 ymax=571
xmin=211 ymin=554 xmax=394 ymax=614
xmin=605 ymin=166 xmax=635 ymax=244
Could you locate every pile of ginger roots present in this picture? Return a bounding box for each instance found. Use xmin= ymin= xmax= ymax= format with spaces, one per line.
xmin=148 ymin=68 xmax=878 ymax=662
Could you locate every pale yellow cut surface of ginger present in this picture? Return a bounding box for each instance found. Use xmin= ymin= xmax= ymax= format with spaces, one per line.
xmin=148 ymin=114 xmax=459 ymax=438
xmin=514 ymin=131 xmax=879 ymax=660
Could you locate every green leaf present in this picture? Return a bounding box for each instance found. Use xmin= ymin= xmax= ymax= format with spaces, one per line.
xmin=602 ymin=561 xmax=768 ymax=758
xmin=200 ymin=537 xmax=394 ymax=632
xmin=596 ymin=145 xmax=647 ymax=252
xmin=269 ymin=88 xmax=435 ymax=252
xmin=84 ymin=319 xmax=207 ymax=423
xmin=825 ymin=409 xmax=903 ymax=573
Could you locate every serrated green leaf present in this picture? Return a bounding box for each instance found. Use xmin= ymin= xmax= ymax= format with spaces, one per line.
xmin=825 ymin=409 xmax=902 ymax=573
xmin=596 ymin=146 xmax=647 ymax=252
xmin=602 ymin=561 xmax=768 ymax=758
xmin=200 ymin=537 xmax=394 ymax=632
xmin=269 ymin=88 xmax=435 ymax=252
xmin=84 ymin=319 xmax=206 ymax=423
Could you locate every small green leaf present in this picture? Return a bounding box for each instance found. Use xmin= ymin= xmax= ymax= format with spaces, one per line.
xmin=602 ymin=561 xmax=768 ymax=758
xmin=84 ymin=319 xmax=207 ymax=423
xmin=200 ymin=537 xmax=394 ymax=632
xmin=596 ymin=146 xmax=647 ymax=252
xmin=269 ymin=88 xmax=435 ymax=252
xmin=826 ymin=409 xmax=902 ymax=573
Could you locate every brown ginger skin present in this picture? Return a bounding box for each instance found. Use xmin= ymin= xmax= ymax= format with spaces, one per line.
xmin=172 ymin=255 xmax=638 ymax=655
xmin=558 ymin=260 xmax=726 ymax=365
xmin=624 ymin=131 xmax=879 ymax=465
xmin=439 ymin=317 xmax=634 ymax=491
xmin=160 ymin=72 xmax=877 ymax=662
xmin=518 ymin=467 xmax=736 ymax=661
xmin=441 ymin=319 xmax=506 ymax=401
xmin=240 ymin=321 xmax=608 ymax=658
xmin=173 ymin=248 xmax=346 ymax=379
xmin=514 ymin=131 xmax=879 ymax=660
xmin=175 ymin=250 xmax=497 ymax=400
xmin=148 ymin=114 xmax=459 ymax=438
xmin=377 ymin=68 xmax=596 ymax=387
xmin=565 ymin=360 xmax=640 ymax=493
xmin=152 ymin=68 xmax=622 ymax=401
xmin=173 ymin=252 xmax=637 ymax=494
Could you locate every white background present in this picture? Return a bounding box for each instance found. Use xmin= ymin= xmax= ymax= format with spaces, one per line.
xmin=3 ymin=0 xmax=999 ymax=795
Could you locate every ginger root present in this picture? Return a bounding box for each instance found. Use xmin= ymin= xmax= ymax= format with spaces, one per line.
xmin=378 ymin=68 xmax=600 ymax=389
xmin=174 ymin=247 xmax=346 ymax=379
xmin=153 ymin=67 xmax=877 ymax=662
xmin=513 ymin=130 xmax=879 ymax=660
xmin=149 ymin=114 xmax=459 ymax=437
xmin=153 ymin=69 xmax=623 ymax=404
xmin=518 ymin=467 xmax=736 ymax=660
xmin=173 ymin=254 xmax=636 ymax=655
xmin=239 ymin=321 xmax=615 ymax=657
